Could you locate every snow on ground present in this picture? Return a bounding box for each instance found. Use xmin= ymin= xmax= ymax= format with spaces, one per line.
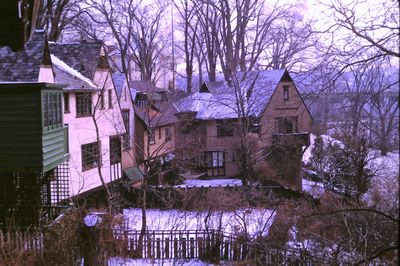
xmin=302 ymin=134 xmax=344 ymax=164
xmin=109 ymin=258 xmax=213 ymax=266
xmin=122 ymin=208 xmax=275 ymax=237
xmin=302 ymin=179 xmax=325 ymax=198
xmin=302 ymin=133 xmax=399 ymax=204
xmin=175 ymin=179 xmax=242 ymax=188
xmin=363 ymin=151 xmax=399 ymax=209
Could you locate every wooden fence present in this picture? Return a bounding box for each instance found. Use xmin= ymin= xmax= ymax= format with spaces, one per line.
xmin=112 ymin=229 xmax=315 ymax=264
xmin=0 ymin=229 xmax=43 ymax=254
xmin=113 ymin=229 xmax=247 ymax=260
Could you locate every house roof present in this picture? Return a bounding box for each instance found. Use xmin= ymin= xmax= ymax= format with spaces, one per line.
xmin=49 ymin=41 xmax=103 ymax=80
xmin=129 ymin=80 xmax=167 ymax=93
xmin=51 ymin=54 xmax=96 ymax=90
xmin=133 ymin=91 xmax=191 ymax=128
xmin=134 ymin=101 xmax=178 ymax=128
xmin=112 ymin=72 xmax=126 ymax=99
xmin=175 ymin=69 xmax=288 ymax=120
xmin=0 ymin=31 xmax=50 ymax=82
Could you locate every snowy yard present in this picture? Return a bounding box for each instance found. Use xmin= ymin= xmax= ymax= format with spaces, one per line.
xmin=302 ymin=179 xmax=325 ymax=198
xmin=175 ymin=179 xmax=242 ymax=188
xmin=109 ymin=258 xmax=213 ymax=266
xmin=302 ymin=133 xmax=399 ymax=202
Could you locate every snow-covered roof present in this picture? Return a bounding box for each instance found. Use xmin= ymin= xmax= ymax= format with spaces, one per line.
xmin=175 ymin=92 xmax=238 ymax=120
xmin=174 ymin=69 xmax=288 ymax=120
xmin=51 ymin=54 xmax=96 ymax=89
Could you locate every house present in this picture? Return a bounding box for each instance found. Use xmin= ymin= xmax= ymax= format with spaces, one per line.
xmin=49 ymin=41 xmax=127 ymax=197
xmin=0 ymin=31 xmax=69 ymax=227
xmin=173 ymin=70 xmax=312 ymax=190
xmin=117 ymin=79 xmax=180 ymax=180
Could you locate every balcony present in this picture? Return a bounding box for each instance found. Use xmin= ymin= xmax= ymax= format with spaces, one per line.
xmin=272 ymin=132 xmax=310 ymax=146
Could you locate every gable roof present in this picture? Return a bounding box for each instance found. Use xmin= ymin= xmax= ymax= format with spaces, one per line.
xmin=51 ymin=54 xmax=96 ymax=91
xmin=112 ymin=72 xmax=126 ymax=99
xmin=129 ymin=80 xmax=167 ymax=93
xmin=175 ymin=69 xmax=288 ymax=120
xmin=0 ymin=31 xmax=50 ymax=82
xmin=49 ymin=41 xmax=103 ymax=80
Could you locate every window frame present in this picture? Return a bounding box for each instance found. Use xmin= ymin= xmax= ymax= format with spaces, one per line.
xmin=216 ymin=120 xmax=234 ymax=138
xmin=205 ymin=151 xmax=225 ymax=177
xmin=100 ymin=90 xmax=105 ymax=109
xmin=283 ymin=85 xmax=289 ymax=101
xmin=109 ymin=135 xmax=122 ymax=165
xmin=108 ymin=90 xmax=113 ymax=109
xmin=42 ymin=91 xmax=63 ymax=131
xmin=76 ymin=92 xmax=92 ymax=117
xmin=81 ymin=141 xmax=101 ymax=171
xmin=64 ymin=92 xmax=70 ymax=113
xmin=274 ymin=116 xmax=298 ymax=134
xmin=149 ymin=131 xmax=155 ymax=145
xmin=165 ymin=126 xmax=172 ymax=141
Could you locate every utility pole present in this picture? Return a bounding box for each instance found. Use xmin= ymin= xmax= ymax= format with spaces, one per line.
xmin=171 ymin=1 xmax=176 ymax=91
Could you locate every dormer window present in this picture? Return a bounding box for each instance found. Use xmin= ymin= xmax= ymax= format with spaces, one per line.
xmin=283 ymin=86 xmax=289 ymax=101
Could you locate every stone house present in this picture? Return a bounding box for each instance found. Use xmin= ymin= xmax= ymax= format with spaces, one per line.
xmin=173 ymin=70 xmax=312 ymax=190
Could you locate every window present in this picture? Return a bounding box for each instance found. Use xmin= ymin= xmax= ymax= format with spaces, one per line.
xmin=100 ymin=90 xmax=105 ymax=109
xmin=64 ymin=93 xmax=70 ymax=113
xmin=108 ymin=90 xmax=113 ymax=108
xmin=165 ymin=127 xmax=171 ymax=141
xmin=76 ymin=92 xmax=92 ymax=116
xmin=159 ymin=127 xmax=162 ymax=139
xmin=110 ymin=136 xmax=121 ymax=165
xmin=149 ymin=132 xmax=155 ymax=144
xmin=205 ymin=151 xmax=225 ymax=176
xmin=81 ymin=141 xmax=100 ymax=171
xmin=122 ymin=110 xmax=130 ymax=149
xmin=275 ymin=116 xmax=298 ymax=133
xmin=216 ymin=120 xmax=234 ymax=137
xmin=249 ymin=116 xmax=260 ymax=134
xmin=42 ymin=92 xmax=63 ymax=130
xmin=283 ymin=86 xmax=289 ymax=101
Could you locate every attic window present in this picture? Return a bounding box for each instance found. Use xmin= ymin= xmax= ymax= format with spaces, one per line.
xmin=97 ymin=55 xmax=109 ymax=69
xmin=283 ymin=86 xmax=289 ymax=101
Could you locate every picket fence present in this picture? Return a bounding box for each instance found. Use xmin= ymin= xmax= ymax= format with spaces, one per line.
xmin=112 ymin=228 xmax=315 ymax=264
xmin=0 ymin=229 xmax=43 ymax=253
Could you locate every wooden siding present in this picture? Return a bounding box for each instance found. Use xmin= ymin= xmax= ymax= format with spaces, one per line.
xmin=42 ymin=128 xmax=67 ymax=172
xmin=0 ymin=83 xmax=67 ymax=172
xmin=0 ymin=86 xmax=42 ymax=171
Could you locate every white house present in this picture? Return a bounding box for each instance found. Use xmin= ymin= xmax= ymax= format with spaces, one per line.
xmin=50 ymin=41 xmax=126 ymax=196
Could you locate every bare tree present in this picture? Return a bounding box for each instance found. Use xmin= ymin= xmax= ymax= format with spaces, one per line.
xmin=322 ymin=0 xmax=399 ymax=72
xmin=173 ymin=0 xmax=199 ymax=92
xmin=37 ymin=0 xmax=85 ymax=41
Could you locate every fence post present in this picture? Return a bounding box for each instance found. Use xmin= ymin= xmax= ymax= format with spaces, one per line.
xmin=198 ymin=237 xmax=203 ymax=258
xmin=147 ymin=234 xmax=152 ymax=258
xmin=156 ymin=238 xmax=161 ymax=258
xmin=165 ymin=238 xmax=170 ymax=259
xmin=174 ymin=238 xmax=178 ymax=258
xmin=190 ymin=237 xmax=195 ymax=258
xmin=182 ymin=237 xmax=187 ymax=258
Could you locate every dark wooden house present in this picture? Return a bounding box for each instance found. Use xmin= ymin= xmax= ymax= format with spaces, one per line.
xmin=0 ymin=29 xmax=70 ymax=228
